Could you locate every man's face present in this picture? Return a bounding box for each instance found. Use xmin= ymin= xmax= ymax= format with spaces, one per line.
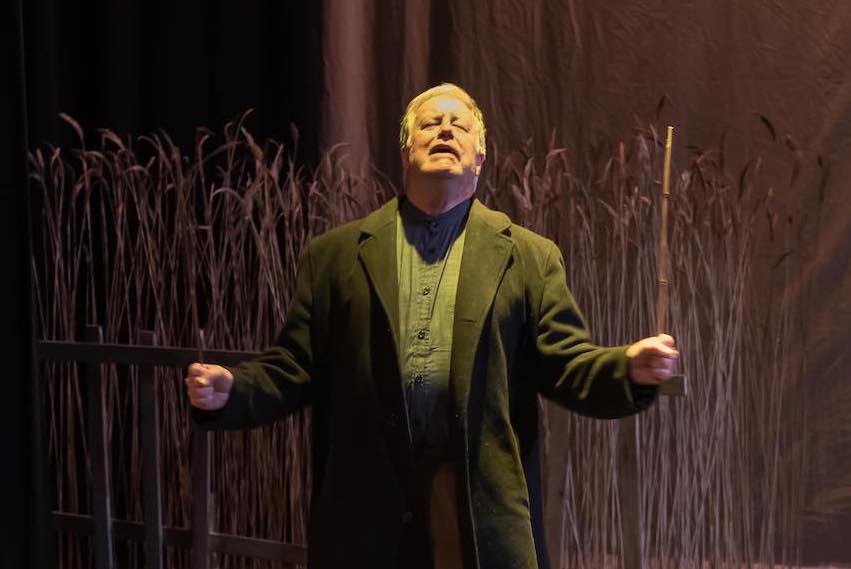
xmin=404 ymin=95 xmax=484 ymax=180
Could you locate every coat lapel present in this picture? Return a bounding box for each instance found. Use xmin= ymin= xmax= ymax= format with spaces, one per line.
xmin=357 ymin=198 xmax=417 ymax=488
xmin=450 ymin=199 xmax=514 ymax=428
xmin=358 ymin=198 xmax=401 ymax=349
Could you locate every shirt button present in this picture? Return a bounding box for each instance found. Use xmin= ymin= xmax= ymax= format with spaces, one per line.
xmin=414 ymin=373 xmax=424 ymax=384
xmin=416 ymin=329 xmax=428 ymax=340
xmin=422 ymin=286 xmax=431 ymax=296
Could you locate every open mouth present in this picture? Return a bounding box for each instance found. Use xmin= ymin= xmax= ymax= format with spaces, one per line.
xmin=429 ymin=144 xmax=460 ymax=159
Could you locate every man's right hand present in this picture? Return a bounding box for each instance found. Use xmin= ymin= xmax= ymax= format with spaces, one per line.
xmin=185 ymin=363 xmax=234 ymax=411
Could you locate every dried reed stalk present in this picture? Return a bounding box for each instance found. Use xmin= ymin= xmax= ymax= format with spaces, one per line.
xmin=31 ymin=113 xmax=817 ymax=568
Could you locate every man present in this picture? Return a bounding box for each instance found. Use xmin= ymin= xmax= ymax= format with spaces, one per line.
xmin=186 ymin=83 xmax=677 ymax=569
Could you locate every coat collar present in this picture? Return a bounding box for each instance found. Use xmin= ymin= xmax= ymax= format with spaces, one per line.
xmin=359 ymin=195 xmax=399 ymax=237
xmin=358 ymin=195 xmax=511 ymax=236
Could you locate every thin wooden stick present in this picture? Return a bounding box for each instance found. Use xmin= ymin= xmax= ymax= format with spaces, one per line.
xmin=656 ymin=126 xmax=687 ymax=397
xmin=656 ymin=126 xmax=674 ymax=336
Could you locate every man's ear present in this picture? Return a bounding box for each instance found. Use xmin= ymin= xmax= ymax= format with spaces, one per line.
xmin=475 ymin=151 xmax=485 ymax=177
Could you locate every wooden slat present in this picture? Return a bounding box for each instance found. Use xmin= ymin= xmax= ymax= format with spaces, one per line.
xmin=210 ymin=533 xmax=308 ymax=564
xmin=542 ymin=403 xmax=568 ymax=568
xmin=191 ymin=427 xmax=212 ymax=569
xmin=85 ymin=325 xmax=114 ymax=569
xmin=617 ymin=415 xmax=645 ymax=569
xmin=51 ymin=512 xmax=307 ymax=563
xmin=138 ymin=330 xmax=164 ymax=569
xmin=36 ymin=340 xmax=257 ymax=367
xmin=31 ymin=346 xmax=56 ymax=568
xmin=53 ymin=511 xmax=190 ymax=547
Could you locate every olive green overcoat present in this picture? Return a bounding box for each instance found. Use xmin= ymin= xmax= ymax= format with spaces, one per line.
xmin=195 ymin=197 xmax=657 ymax=569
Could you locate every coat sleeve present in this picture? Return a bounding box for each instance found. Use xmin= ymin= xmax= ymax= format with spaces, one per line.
xmin=531 ymin=240 xmax=657 ymax=418
xmin=192 ymin=245 xmax=316 ymax=430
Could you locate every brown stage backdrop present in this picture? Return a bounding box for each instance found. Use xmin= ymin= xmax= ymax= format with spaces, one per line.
xmin=318 ymin=0 xmax=851 ymax=563
xmin=29 ymin=1 xmax=851 ymax=568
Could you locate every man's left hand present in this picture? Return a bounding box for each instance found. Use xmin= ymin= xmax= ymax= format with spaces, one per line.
xmin=626 ymin=334 xmax=678 ymax=385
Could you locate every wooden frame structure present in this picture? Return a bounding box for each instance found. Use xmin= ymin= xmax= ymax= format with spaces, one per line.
xmin=35 ymin=325 xmax=307 ymax=569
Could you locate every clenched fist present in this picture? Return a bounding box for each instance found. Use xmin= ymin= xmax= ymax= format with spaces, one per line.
xmin=626 ymin=333 xmax=679 ymax=385
xmin=185 ymin=363 xmax=234 ymax=411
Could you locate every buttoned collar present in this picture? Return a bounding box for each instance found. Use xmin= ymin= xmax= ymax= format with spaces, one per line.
xmin=398 ymin=195 xmax=473 ymax=229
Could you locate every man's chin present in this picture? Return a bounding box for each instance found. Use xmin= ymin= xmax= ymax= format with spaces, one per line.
xmin=429 ymin=170 xmax=462 ymax=180
xmin=417 ymin=165 xmax=464 ymax=178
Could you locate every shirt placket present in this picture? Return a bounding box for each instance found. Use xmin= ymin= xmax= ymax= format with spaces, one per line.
xmin=408 ymin=255 xmax=439 ymax=436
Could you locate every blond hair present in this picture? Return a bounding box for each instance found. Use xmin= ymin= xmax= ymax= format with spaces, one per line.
xmin=399 ymin=83 xmax=486 ymax=154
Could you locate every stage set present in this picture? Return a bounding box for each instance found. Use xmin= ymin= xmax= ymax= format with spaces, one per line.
xmin=3 ymin=1 xmax=851 ymax=568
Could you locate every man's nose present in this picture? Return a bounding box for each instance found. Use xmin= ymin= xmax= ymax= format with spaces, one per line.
xmin=437 ymin=125 xmax=454 ymax=140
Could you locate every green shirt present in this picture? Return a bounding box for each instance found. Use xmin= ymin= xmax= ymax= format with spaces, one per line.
xmin=396 ymin=197 xmax=470 ymax=453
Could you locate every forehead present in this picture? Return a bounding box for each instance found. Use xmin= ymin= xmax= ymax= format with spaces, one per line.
xmin=415 ymin=95 xmax=472 ymax=119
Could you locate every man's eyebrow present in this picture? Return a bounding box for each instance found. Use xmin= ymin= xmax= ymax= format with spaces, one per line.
xmin=419 ymin=111 xmax=468 ymax=122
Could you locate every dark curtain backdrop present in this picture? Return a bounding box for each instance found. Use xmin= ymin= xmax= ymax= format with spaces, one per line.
xmin=1 ymin=0 xmax=36 ymax=567
xmin=23 ymin=0 xmax=324 ymax=163
xmin=8 ymin=0 xmax=851 ymax=566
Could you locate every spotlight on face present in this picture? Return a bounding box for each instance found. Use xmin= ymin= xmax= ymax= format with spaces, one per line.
xmin=405 ymin=95 xmax=483 ymax=180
